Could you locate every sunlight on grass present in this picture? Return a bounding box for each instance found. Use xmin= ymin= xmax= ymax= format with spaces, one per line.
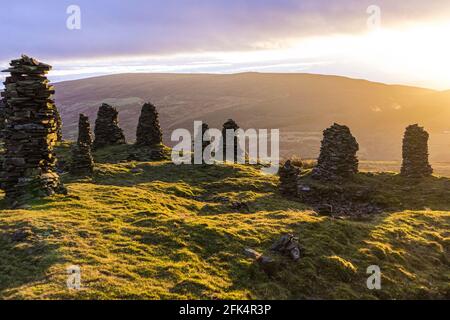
xmin=0 ymin=146 xmax=449 ymax=299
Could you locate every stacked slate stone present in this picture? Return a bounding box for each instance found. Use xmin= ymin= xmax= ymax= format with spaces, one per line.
xmin=0 ymin=99 xmax=5 ymax=176
xmin=192 ymin=122 xmax=211 ymax=164
xmin=134 ymin=102 xmax=167 ymax=160
xmin=312 ymin=123 xmax=359 ymax=180
xmin=77 ymin=114 xmax=93 ymax=146
xmin=222 ymin=119 xmax=240 ymax=162
xmin=135 ymin=102 xmax=163 ymax=146
xmin=0 ymin=55 xmax=65 ymax=206
xmin=400 ymin=124 xmax=433 ymax=178
xmin=200 ymin=122 xmax=211 ymax=158
xmin=0 ymin=99 xmax=5 ymax=139
xmin=70 ymin=114 xmax=94 ymax=176
xmin=278 ymin=160 xmax=300 ymax=197
xmin=93 ymin=103 xmax=126 ymax=149
xmin=54 ymin=107 xmax=63 ymax=142
xmin=70 ymin=144 xmax=94 ymax=176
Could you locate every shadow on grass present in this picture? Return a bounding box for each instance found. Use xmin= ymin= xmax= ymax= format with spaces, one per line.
xmin=0 ymin=220 xmax=62 ymax=297
xmin=92 ymin=161 xmax=264 ymax=190
xmin=128 ymin=218 xmax=238 ymax=261
xmin=297 ymin=172 xmax=450 ymax=214
xmin=224 ymin=210 xmax=449 ymax=300
xmin=89 ymin=160 xmax=291 ymax=217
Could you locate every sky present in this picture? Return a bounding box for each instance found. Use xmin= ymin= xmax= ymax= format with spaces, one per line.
xmin=1 ymin=0 xmax=450 ymax=90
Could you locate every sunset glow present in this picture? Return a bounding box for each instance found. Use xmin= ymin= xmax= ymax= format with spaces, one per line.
xmin=1 ymin=1 xmax=450 ymax=89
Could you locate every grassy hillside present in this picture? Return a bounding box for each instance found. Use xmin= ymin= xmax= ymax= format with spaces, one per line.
xmin=54 ymin=72 xmax=450 ymax=161
xmin=0 ymin=144 xmax=449 ymax=299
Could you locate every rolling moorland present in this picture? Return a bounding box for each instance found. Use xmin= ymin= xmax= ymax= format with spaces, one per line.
xmin=0 ymin=143 xmax=449 ymax=299
xmin=0 ymin=72 xmax=449 ymax=300
xmin=54 ymin=72 xmax=450 ymax=162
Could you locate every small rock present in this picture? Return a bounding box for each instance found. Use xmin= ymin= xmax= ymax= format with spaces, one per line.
xmin=279 ymin=160 xmax=300 ymax=197
xmin=244 ymin=248 xmax=261 ymax=259
xmin=244 ymin=248 xmax=280 ymax=277
xmin=271 ymin=234 xmax=302 ymax=261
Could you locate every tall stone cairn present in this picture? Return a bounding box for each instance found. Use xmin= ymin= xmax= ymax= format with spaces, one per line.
xmin=400 ymin=124 xmax=433 ymax=178
xmin=312 ymin=123 xmax=359 ymax=180
xmin=70 ymin=144 xmax=94 ymax=177
xmin=192 ymin=122 xmax=211 ymax=164
xmin=0 ymin=99 xmax=5 ymax=139
xmin=54 ymin=107 xmax=63 ymax=142
xmin=77 ymin=113 xmax=93 ymax=146
xmin=0 ymin=99 xmax=5 ymax=175
xmin=70 ymin=114 xmax=94 ymax=176
xmin=222 ymin=119 xmax=240 ymax=162
xmin=0 ymin=55 xmax=65 ymax=206
xmin=93 ymin=103 xmax=126 ymax=149
xmin=200 ymin=122 xmax=210 ymax=155
xmin=135 ymin=102 xmax=163 ymax=147
xmin=279 ymin=160 xmax=301 ymax=197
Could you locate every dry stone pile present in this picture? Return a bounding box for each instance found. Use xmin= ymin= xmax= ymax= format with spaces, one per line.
xmin=0 ymin=99 xmax=5 ymax=139
xmin=193 ymin=122 xmax=211 ymax=164
xmin=401 ymin=124 xmax=433 ymax=178
xmin=200 ymin=122 xmax=210 ymax=155
xmin=70 ymin=114 xmax=94 ymax=176
xmin=0 ymin=55 xmax=65 ymax=206
xmin=130 ymin=102 xmax=167 ymax=160
xmin=312 ymin=123 xmax=359 ymax=180
xmin=77 ymin=113 xmax=93 ymax=146
xmin=93 ymin=103 xmax=125 ymax=149
xmin=222 ymin=119 xmax=240 ymax=162
xmin=0 ymin=100 xmax=5 ymax=175
xmin=278 ymin=160 xmax=300 ymax=197
xmin=271 ymin=234 xmax=301 ymax=261
xmin=136 ymin=102 xmax=163 ymax=147
xmin=70 ymin=143 xmax=94 ymax=176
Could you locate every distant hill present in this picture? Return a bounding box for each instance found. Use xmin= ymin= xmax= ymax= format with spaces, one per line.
xmin=54 ymin=73 xmax=450 ymax=161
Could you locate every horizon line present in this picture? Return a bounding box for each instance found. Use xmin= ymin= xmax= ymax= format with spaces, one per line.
xmin=50 ymin=71 xmax=449 ymax=93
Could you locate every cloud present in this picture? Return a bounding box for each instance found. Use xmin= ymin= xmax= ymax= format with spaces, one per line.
xmin=1 ymin=0 xmax=449 ymax=61
xmin=1 ymin=1 xmax=450 ymax=90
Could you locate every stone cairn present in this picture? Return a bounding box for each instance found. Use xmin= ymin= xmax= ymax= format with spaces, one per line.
xmin=0 ymin=55 xmax=65 ymax=206
xmin=0 ymin=99 xmax=5 ymax=139
xmin=93 ymin=103 xmax=126 ymax=150
xmin=135 ymin=102 xmax=163 ymax=147
xmin=193 ymin=122 xmax=211 ymax=164
xmin=77 ymin=113 xmax=93 ymax=146
xmin=312 ymin=123 xmax=359 ymax=180
xmin=0 ymin=99 xmax=5 ymax=175
xmin=278 ymin=160 xmax=300 ymax=197
xmin=70 ymin=114 xmax=94 ymax=176
xmin=200 ymin=122 xmax=210 ymax=154
xmin=400 ymin=124 xmax=433 ymax=178
xmin=222 ymin=119 xmax=240 ymax=162
xmin=132 ymin=102 xmax=167 ymax=160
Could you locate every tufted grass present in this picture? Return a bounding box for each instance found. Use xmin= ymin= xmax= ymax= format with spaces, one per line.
xmin=0 ymin=144 xmax=448 ymax=300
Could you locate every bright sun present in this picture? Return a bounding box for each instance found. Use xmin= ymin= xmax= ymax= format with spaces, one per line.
xmin=283 ymin=21 xmax=450 ymax=90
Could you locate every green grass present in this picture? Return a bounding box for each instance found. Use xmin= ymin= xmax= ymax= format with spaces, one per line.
xmin=0 ymin=144 xmax=449 ymax=299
